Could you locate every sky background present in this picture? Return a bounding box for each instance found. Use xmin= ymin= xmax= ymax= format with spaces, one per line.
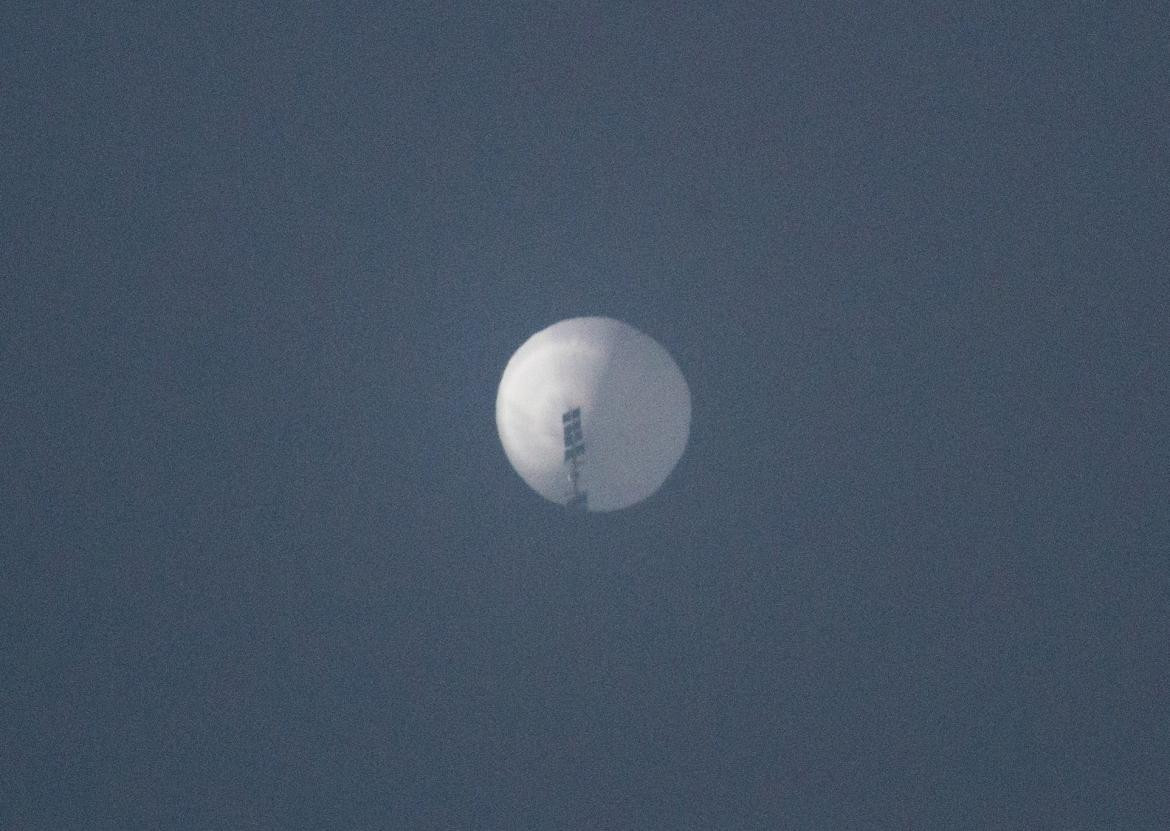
xmin=3 ymin=3 xmax=1168 ymax=828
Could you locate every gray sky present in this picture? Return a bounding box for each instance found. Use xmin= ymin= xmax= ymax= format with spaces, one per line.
xmin=3 ymin=3 xmax=1168 ymax=828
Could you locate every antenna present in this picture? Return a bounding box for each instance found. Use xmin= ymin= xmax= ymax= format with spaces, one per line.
xmin=562 ymin=407 xmax=588 ymax=510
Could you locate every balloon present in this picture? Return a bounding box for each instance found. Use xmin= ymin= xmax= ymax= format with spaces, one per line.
xmin=495 ymin=317 xmax=690 ymax=511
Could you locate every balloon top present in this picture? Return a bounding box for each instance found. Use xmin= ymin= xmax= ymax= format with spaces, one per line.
xmin=496 ymin=317 xmax=690 ymax=511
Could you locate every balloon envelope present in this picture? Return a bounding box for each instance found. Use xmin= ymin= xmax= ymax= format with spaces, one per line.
xmin=496 ymin=317 xmax=690 ymax=511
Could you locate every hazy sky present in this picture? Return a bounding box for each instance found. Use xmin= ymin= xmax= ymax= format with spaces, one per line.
xmin=3 ymin=4 xmax=1168 ymax=828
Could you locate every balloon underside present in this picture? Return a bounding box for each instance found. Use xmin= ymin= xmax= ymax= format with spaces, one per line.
xmin=495 ymin=317 xmax=690 ymax=511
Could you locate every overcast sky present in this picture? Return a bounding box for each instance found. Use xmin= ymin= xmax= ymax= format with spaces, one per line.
xmin=3 ymin=3 xmax=1168 ymax=828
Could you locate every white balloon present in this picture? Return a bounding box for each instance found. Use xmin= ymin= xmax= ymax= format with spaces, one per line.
xmin=496 ymin=317 xmax=691 ymax=511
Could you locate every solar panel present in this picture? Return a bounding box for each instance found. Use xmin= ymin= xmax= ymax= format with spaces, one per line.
xmin=562 ymin=408 xmax=588 ymax=509
xmin=562 ymin=408 xmax=584 ymax=450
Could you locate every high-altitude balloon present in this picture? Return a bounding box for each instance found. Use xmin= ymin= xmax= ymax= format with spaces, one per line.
xmin=495 ymin=317 xmax=690 ymax=511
